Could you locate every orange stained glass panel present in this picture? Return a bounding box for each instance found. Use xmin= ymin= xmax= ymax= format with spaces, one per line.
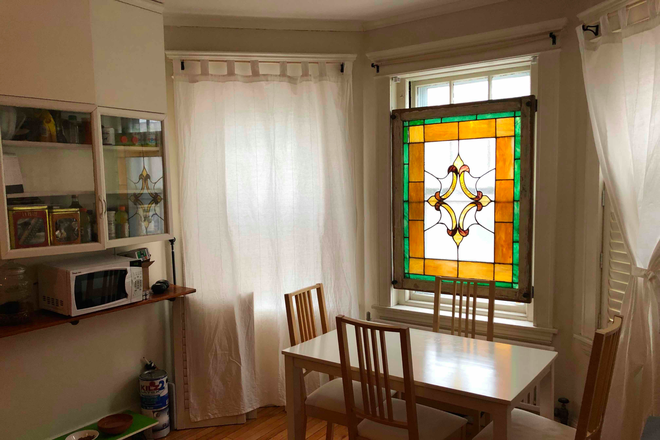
xmin=409 ymin=143 xmax=424 ymax=181
xmin=409 ymin=125 xmax=424 ymax=143
xmin=425 ymin=259 xmax=458 ymax=277
xmin=496 ymin=137 xmax=514 ymax=180
xmin=496 ymin=180 xmax=514 ymax=202
xmin=409 ymin=202 xmax=424 ymax=220
xmin=495 ymin=202 xmax=514 ymax=222
xmin=494 ymin=264 xmax=513 ymax=282
xmin=409 ymin=221 xmax=424 ymax=258
xmin=410 ymin=258 xmax=425 ymax=274
xmin=409 ymin=182 xmax=425 ymax=202
xmin=425 ymin=122 xmax=458 ymax=141
xmin=495 ymin=223 xmax=513 ymax=263
xmin=458 ymin=261 xmax=494 ymax=280
xmin=496 ymin=118 xmax=515 ymax=137
xmin=458 ymin=119 xmax=496 ymax=139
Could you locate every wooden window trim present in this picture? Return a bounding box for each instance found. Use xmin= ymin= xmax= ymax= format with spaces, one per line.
xmin=391 ymin=96 xmax=536 ymax=303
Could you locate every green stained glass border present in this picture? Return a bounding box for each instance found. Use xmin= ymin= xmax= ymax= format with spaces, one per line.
xmin=477 ymin=111 xmax=515 ymax=120
xmin=442 ymin=115 xmax=476 ymax=123
xmin=403 ymin=110 xmax=524 ymax=285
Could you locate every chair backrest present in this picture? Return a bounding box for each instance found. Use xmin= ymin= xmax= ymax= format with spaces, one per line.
xmin=575 ymin=315 xmax=623 ymax=440
xmin=432 ymin=277 xmax=496 ymax=341
xmin=284 ymin=283 xmax=329 ymax=346
xmin=336 ymin=315 xmax=419 ymax=440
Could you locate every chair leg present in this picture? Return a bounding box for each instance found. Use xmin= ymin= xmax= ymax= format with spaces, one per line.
xmin=326 ymin=422 xmax=334 ymax=440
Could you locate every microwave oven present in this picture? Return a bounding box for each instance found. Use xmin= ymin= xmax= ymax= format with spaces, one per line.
xmin=38 ymin=255 xmax=143 ymax=317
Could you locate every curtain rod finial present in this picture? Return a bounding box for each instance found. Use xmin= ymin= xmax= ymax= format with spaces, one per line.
xmin=582 ymin=24 xmax=600 ymax=36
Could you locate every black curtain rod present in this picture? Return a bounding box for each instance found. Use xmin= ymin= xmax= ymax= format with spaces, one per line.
xmin=582 ymin=24 xmax=600 ymax=36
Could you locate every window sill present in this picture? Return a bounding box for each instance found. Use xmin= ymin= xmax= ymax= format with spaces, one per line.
xmin=372 ymin=304 xmax=557 ymax=347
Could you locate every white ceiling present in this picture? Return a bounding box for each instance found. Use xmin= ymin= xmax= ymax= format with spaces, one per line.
xmin=164 ymin=0 xmax=488 ymax=21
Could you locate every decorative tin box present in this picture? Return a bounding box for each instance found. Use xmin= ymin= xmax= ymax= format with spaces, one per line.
xmin=8 ymin=205 xmax=50 ymax=249
xmin=49 ymin=208 xmax=81 ymax=246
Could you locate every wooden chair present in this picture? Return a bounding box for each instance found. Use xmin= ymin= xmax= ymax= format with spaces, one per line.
xmin=432 ymin=277 xmax=496 ymax=341
xmin=336 ymin=315 xmax=467 ymax=440
xmin=284 ymin=284 xmax=394 ymax=440
xmin=430 ymin=277 xmax=496 ymax=437
xmin=473 ymin=315 xmax=624 ymax=440
xmin=285 ymin=283 xmax=330 ymax=346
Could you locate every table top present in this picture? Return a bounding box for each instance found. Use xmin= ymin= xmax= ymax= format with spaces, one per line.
xmin=283 ymin=327 xmax=556 ymax=404
xmin=53 ymin=410 xmax=157 ymax=440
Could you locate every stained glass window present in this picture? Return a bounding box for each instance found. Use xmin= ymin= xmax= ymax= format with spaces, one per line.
xmin=393 ymin=97 xmax=535 ymax=302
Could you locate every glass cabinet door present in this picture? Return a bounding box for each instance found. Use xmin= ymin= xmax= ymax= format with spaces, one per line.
xmin=100 ymin=113 xmax=167 ymax=241
xmin=0 ymin=103 xmax=99 ymax=252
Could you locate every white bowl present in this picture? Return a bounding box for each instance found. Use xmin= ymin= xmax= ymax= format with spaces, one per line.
xmin=65 ymin=430 xmax=99 ymax=440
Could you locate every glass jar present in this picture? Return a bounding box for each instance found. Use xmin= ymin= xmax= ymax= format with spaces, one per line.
xmin=0 ymin=261 xmax=32 ymax=325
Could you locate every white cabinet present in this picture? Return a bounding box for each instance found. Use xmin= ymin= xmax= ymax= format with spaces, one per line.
xmin=0 ymin=0 xmax=170 ymax=259
xmin=94 ymin=107 xmax=172 ymax=248
xmin=0 ymin=97 xmax=172 ymax=259
xmin=0 ymin=0 xmax=167 ymax=114
xmin=90 ymin=0 xmax=167 ymax=114
xmin=0 ymin=0 xmax=96 ymax=104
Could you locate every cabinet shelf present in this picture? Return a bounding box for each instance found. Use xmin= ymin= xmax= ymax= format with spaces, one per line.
xmin=0 ymin=285 xmax=195 ymax=339
xmin=1 ymin=140 xmax=92 ymax=150
xmin=7 ymin=190 xmax=95 ymax=199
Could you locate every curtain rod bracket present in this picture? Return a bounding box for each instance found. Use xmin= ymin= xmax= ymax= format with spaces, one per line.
xmin=340 ymin=62 xmax=345 ymax=73
xmin=371 ymin=63 xmax=380 ymax=73
xmin=181 ymin=60 xmax=185 ymax=71
xmin=549 ymin=32 xmax=557 ymax=45
xmin=582 ymin=24 xmax=600 ymax=36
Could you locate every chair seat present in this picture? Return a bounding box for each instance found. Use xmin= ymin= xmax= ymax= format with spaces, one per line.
xmin=357 ymin=397 xmax=467 ymax=440
xmin=305 ymin=379 xmax=395 ymax=415
xmin=473 ymin=408 xmax=576 ymax=440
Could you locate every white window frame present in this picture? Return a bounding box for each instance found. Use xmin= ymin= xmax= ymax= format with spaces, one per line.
xmin=411 ymin=65 xmax=532 ymax=107
xmin=394 ymin=58 xmax=536 ymax=323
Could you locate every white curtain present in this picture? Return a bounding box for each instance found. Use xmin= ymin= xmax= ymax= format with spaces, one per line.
xmin=578 ymin=6 xmax=660 ymax=440
xmin=173 ymin=60 xmax=359 ymax=421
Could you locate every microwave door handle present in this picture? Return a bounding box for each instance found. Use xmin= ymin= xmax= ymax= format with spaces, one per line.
xmin=125 ymin=270 xmax=131 ymax=299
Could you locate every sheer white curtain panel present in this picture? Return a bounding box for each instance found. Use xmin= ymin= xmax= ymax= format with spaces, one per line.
xmin=173 ymin=59 xmax=358 ymax=421
xmin=578 ymin=5 xmax=660 ymax=440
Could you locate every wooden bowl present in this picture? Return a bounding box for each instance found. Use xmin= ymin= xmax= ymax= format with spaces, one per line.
xmin=97 ymin=413 xmax=133 ymax=435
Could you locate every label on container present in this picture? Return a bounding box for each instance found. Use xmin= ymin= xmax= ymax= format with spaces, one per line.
xmin=139 ymin=376 xmax=168 ymax=410
xmin=141 ymin=407 xmax=170 ymax=439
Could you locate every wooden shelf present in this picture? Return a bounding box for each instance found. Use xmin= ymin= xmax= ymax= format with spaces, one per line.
xmin=2 ymin=139 xmax=92 ymax=150
xmin=0 ymin=284 xmax=195 ymax=339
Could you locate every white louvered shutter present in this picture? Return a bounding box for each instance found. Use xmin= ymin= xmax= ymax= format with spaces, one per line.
xmin=600 ymin=190 xmax=631 ymax=326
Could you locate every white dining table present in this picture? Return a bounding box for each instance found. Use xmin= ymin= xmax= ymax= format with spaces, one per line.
xmin=282 ymin=327 xmax=557 ymax=440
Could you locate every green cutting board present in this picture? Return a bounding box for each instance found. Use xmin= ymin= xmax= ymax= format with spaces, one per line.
xmin=53 ymin=410 xmax=158 ymax=440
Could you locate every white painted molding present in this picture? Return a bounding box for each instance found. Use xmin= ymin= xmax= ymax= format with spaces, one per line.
xmin=163 ymin=0 xmax=506 ymax=32
xmin=366 ymin=18 xmax=568 ymax=65
xmin=118 ymin=0 xmax=164 ymax=14
xmin=577 ymin=0 xmax=642 ymax=23
xmin=165 ymin=50 xmax=357 ymax=63
xmin=362 ymin=0 xmax=506 ymax=31
xmin=163 ymin=13 xmax=363 ymax=32
xmin=373 ymin=304 xmax=558 ymax=346
xmin=573 ymin=333 xmax=594 ymax=356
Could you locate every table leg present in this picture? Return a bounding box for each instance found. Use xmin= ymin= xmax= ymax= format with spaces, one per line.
xmin=491 ymin=404 xmax=512 ymax=440
xmin=539 ymin=362 xmax=555 ymax=419
xmin=285 ymin=355 xmax=306 ymax=440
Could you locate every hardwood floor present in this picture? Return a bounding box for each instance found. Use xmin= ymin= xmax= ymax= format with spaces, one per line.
xmin=165 ymin=406 xmax=349 ymax=440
